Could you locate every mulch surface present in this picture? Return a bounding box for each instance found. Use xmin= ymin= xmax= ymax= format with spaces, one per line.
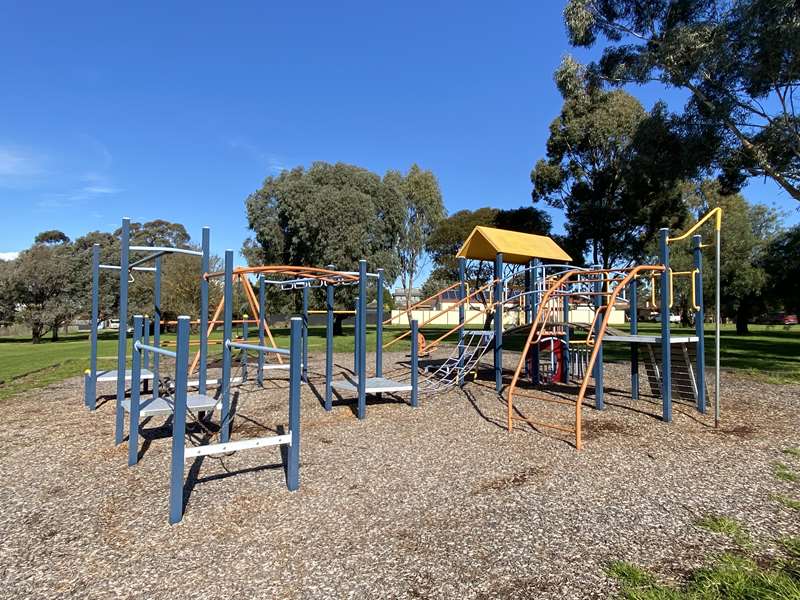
xmin=1 ymin=350 xmax=798 ymax=599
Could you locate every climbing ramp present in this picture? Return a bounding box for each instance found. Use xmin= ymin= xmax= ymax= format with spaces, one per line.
xmin=420 ymin=330 xmax=495 ymax=392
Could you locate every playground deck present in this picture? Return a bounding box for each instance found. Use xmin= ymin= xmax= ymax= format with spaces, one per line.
xmin=1 ymin=350 xmax=798 ymax=599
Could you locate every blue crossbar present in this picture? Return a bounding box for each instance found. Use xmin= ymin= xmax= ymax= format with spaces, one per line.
xmin=227 ymin=340 xmax=290 ymax=356
xmin=134 ymin=342 xmax=177 ymax=359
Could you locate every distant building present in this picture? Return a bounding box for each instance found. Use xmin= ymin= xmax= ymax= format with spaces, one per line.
xmin=392 ymin=287 xmax=423 ymax=308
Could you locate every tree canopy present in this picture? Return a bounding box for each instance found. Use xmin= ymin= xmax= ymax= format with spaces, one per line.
xmin=532 ymin=85 xmax=687 ymax=268
xmin=386 ymin=164 xmax=445 ymax=314
xmin=243 ymin=161 xmax=411 ymax=320
xmin=661 ymin=181 xmax=780 ymax=333
xmin=563 ymin=0 xmax=800 ymax=202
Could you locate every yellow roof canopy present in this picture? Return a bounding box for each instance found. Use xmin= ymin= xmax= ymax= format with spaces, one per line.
xmin=456 ymin=226 xmax=572 ymax=265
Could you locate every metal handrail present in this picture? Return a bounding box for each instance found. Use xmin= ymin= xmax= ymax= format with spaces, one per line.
xmin=134 ymin=341 xmax=177 ymax=359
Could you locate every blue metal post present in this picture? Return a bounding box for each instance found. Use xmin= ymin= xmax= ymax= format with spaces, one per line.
xmin=411 ymin=319 xmax=419 ymax=407
xmin=630 ymin=277 xmax=639 ymax=400
xmin=114 ymin=218 xmax=130 ymax=445
xmin=257 ymin=275 xmax=265 ymax=386
xmin=199 ymin=227 xmax=210 ymax=395
xmin=494 ymin=253 xmax=504 ymax=392
xmin=693 ymin=234 xmax=706 ymax=413
xmin=353 ymin=307 xmax=359 ymax=377
xmin=376 ymin=268 xmax=384 ymax=377
xmin=220 ymin=250 xmax=233 ymax=443
xmin=143 ymin=316 xmax=150 ymax=374
xmin=168 ymin=316 xmax=190 ymax=525
xmin=357 ymin=260 xmax=367 ymax=419
xmin=85 ymin=243 xmax=99 ymax=410
xmin=287 ymin=317 xmax=301 ymax=491
xmin=153 ymin=256 xmax=161 ymax=400
xmin=562 ymin=295 xmax=570 ymax=383
xmin=324 ymin=268 xmax=335 ymax=411
xmin=128 ymin=316 xmax=143 ymax=466
xmin=242 ymin=316 xmax=249 ymax=382
xmin=302 ymin=284 xmax=309 ymax=381
xmin=593 ymin=271 xmax=605 ymax=409
xmin=659 ymin=228 xmax=672 ymax=422
xmin=458 ymin=257 xmax=466 ymax=386
xmin=530 ymin=259 xmax=540 ymax=385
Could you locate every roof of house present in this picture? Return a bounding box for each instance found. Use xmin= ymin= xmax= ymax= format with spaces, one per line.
xmin=456 ymin=226 xmax=572 ymax=265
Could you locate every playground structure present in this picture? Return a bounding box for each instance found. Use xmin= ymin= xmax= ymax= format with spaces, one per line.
xmin=386 ymin=212 xmax=722 ymax=450
xmin=84 ymin=210 xmax=722 ymax=521
xmin=83 ymin=218 xmax=421 ymax=522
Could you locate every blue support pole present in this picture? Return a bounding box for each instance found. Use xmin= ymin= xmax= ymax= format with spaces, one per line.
xmin=128 ymin=316 xmax=143 ymax=466
xmin=458 ymin=257 xmax=466 ymax=386
xmin=287 ymin=317 xmax=301 ymax=491
xmin=143 ymin=316 xmax=150 ymax=371
xmin=168 ymin=316 xmax=190 ymax=525
xmin=324 ymin=267 xmax=335 ymax=411
xmin=376 ymin=268 xmax=384 ymax=377
xmin=85 ymin=243 xmax=99 ymax=410
xmin=257 ymin=276 xmax=265 ymax=387
xmin=494 ymin=253 xmax=504 ymax=392
xmin=523 ymin=261 xmax=531 ymax=380
xmin=593 ymin=271 xmax=605 ymax=409
xmin=302 ymin=285 xmax=309 ymax=381
xmin=242 ymin=316 xmax=249 ymax=382
xmin=220 ymin=250 xmax=234 ymax=443
xmin=114 ymin=218 xmax=130 ymax=445
xmin=562 ymin=295 xmax=570 ymax=383
xmin=353 ymin=307 xmax=359 ymax=377
xmin=411 ymin=319 xmax=419 ymax=407
xmin=692 ymin=234 xmax=706 ymax=413
xmin=357 ymin=260 xmax=367 ymax=419
xmin=530 ymin=259 xmax=540 ymax=385
xmin=630 ymin=277 xmax=639 ymax=400
xmin=659 ymin=228 xmax=672 ymax=422
xmin=199 ymin=227 xmax=210 ymax=395
xmin=153 ymin=256 xmax=161 ymax=400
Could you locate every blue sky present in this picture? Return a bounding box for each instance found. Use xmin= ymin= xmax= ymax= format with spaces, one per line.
xmin=1 ymin=2 xmax=796 ymax=274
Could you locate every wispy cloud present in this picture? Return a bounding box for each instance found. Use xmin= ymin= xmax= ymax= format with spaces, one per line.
xmin=227 ymin=137 xmax=288 ymax=174
xmin=0 ymin=251 xmax=19 ymax=261
xmin=36 ymin=173 xmax=122 ymax=211
xmin=0 ymin=145 xmax=45 ymax=182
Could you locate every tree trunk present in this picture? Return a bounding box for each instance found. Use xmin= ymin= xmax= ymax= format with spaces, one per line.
xmin=735 ymin=304 xmax=750 ymax=335
xmin=51 ymin=325 xmax=60 ymax=341
xmin=31 ymin=323 xmax=43 ymax=344
xmin=333 ymin=314 xmax=345 ymax=336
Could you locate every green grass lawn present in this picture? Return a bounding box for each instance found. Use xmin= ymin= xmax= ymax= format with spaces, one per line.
xmin=1 ymin=322 xmax=798 ymax=400
xmin=502 ymin=322 xmax=800 ymax=383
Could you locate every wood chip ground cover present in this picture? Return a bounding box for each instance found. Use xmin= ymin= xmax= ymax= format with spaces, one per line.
xmin=0 ymin=351 xmax=798 ymax=599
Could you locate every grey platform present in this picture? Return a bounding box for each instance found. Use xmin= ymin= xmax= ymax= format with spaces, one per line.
xmin=332 ymin=377 xmax=412 ymax=394
xmin=603 ymin=335 xmax=699 ymax=344
xmin=96 ymin=368 xmax=154 ymax=382
xmin=121 ymin=393 xmax=219 ymax=417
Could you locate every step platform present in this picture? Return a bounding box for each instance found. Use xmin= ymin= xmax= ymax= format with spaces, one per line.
xmin=121 ymin=393 xmax=220 ymax=418
xmin=96 ymin=368 xmax=155 ymax=382
xmin=332 ymin=377 xmax=413 ymax=394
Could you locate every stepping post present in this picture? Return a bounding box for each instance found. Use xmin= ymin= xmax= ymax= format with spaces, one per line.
xmin=114 ymin=218 xmax=130 ymax=445
xmin=357 ymin=260 xmax=367 ymax=419
xmin=325 ymin=266 xmax=335 ymax=411
xmin=168 ymin=316 xmax=190 ymax=525
xmin=659 ymin=228 xmax=672 ymax=422
xmin=220 ymin=250 xmax=233 ymax=443
xmin=411 ymin=319 xmax=419 ymax=407
xmin=128 ymin=316 xmax=143 ymax=467
xmin=287 ymin=317 xmax=302 ymax=490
